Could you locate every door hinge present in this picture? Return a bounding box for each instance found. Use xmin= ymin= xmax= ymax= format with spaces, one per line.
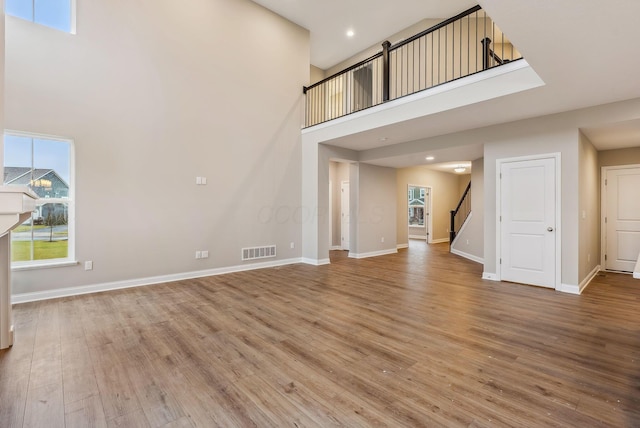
xmin=605 ymin=254 xmax=607 ymax=261
xmin=605 ymin=217 xmax=607 ymax=223
xmin=500 ymin=258 xmax=502 ymax=264
xmin=499 ymin=215 xmax=502 ymax=222
xmin=605 ymin=179 xmax=607 ymax=186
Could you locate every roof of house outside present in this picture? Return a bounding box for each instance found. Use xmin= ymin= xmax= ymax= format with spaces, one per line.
xmin=3 ymin=167 xmax=69 ymax=188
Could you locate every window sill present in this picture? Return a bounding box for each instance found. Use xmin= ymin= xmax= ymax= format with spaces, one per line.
xmin=409 ymin=225 xmax=425 ymax=228
xmin=12 ymin=260 xmax=79 ymax=272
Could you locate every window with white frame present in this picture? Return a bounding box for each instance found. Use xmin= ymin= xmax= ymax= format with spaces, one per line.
xmin=5 ymin=0 xmax=75 ymax=33
xmin=3 ymin=133 xmax=74 ymax=266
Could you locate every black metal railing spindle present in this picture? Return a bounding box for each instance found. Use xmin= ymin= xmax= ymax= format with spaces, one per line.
xmin=302 ymin=5 xmax=522 ymax=127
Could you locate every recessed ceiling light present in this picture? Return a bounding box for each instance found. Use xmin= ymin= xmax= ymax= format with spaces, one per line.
xmin=346 ymin=29 xmax=355 ymax=38
xmin=425 ymin=156 xmax=435 ymax=161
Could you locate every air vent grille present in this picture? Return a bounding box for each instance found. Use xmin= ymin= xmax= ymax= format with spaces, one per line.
xmin=242 ymin=245 xmax=276 ymax=261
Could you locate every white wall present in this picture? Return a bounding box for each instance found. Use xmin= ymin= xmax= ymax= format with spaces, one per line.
xmin=5 ymin=0 xmax=310 ymax=295
xmin=351 ymin=163 xmax=397 ymax=257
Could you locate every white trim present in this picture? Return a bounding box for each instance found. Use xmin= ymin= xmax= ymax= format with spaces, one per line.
xmin=12 ymin=260 xmax=79 ymax=271
xmin=348 ymin=248 xmax=397 ymax=259
xmin=450 ymin=248 xmax=484 ymax=264
xmin=12 ymin=258 xmax=304 ymax=304
xmin=302 ymin=60 xmax=532 ymax=134
xmin=301 ymin=257 xmax=330 ymax=266
xmin=634 ymin=253 xmax=640 ymax=279
xmin=482 ymin=272 xmax=499 ymax=281
xmin=496 ymin=153 xmax=562 ymax=289
xmin=557 ymin=283 xmax=580 ymax=295
xmin=600 ymin=164 xmax=640 ymax=272
xmin=329 ymin=245 xmax=342 ymax=250
xmin=430 ymin=238 xmax=449 ymax=244
xmin=409 ymin=234 xmax=427 ymax=240
xmin=397 ymin=243 xmax=409 ymax=249
xmin=578 ymin=264 xmax=601 ymax=294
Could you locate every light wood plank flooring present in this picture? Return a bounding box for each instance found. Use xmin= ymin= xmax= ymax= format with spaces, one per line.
xmin=1 ymin=241 xmax=639 ymax=427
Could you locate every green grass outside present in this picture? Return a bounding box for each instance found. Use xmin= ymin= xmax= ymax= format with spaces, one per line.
xmin=13 ymin=225 xmax=48 ymax=233
xmin=12 ymin=240 xmax=68 ymax=262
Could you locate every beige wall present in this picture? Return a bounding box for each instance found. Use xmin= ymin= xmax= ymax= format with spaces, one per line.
xmin=6 ymin=0 xmax=310 ymax=294
xmin=578 ymin=132 xmax=600 ymax=283
xmin=458 ymin=174 xmax=471 ymax=199
xmin=352 ymin=163 xmax=397 ymax=256
xmin=396 ymin=166 xmax=461 ymax=244
xmin=599 ymin=147 xmax=640 ymax=167
xmin=310 ymin=65 xmax=325 ymax=85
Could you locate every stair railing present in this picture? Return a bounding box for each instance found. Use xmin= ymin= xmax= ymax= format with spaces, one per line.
xmin=450 ymin=182 xmax=471 ymax=245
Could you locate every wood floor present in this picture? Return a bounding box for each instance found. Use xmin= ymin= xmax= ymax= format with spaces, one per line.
xmin=1 ymin=242 xmax=639 ymax=427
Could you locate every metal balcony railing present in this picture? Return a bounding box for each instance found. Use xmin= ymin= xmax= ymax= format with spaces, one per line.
xmin=303 ymin=6 xmax=523 ymax=128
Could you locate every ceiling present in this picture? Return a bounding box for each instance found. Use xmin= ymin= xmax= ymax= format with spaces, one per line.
xmin=251 ymin=0 xmax=476 ymax=70
xmin=253 ymin=0 xmax=640 ymax=169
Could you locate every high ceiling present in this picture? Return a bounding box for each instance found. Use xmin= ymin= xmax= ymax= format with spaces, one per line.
xmin=253 ymin=0 xmax=640 ymax=169
xmin=251 ymin=0 xmax=476 ymax=70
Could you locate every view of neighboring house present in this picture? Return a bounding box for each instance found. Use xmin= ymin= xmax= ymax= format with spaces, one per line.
xmin=3 ymin=166 xmax=69 ymax=222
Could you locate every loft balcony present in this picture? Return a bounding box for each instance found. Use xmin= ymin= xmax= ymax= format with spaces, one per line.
xmin=303 ymin=6 xmax=525 ymax=129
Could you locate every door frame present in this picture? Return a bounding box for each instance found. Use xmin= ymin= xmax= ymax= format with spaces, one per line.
xmin=407 ymin=184 xmax=432 ymax=243
xmin=495 ymin=153 xmax=562 ymax=289
xmin=600 ymin=164 xmax=640 ymax=272
xmin=341 ymin=180 xmax=350 ymax=251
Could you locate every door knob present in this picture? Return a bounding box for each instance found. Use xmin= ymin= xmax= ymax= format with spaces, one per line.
xmin=547 ymin=227 xmax=554 ymax=232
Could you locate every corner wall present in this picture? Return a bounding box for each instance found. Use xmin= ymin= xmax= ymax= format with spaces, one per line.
xmin=6 ymin=0 xmax=310 ymax=295
xmin=351 ymin=163 xmax=397 ymax=257
xmin=578 ymin=132 xmax=600 ymax=286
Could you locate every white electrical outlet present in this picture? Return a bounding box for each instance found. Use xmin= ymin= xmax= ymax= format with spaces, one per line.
xmin=201 ymin=250 xmax=209 ymax=258
xmin=195 ymin=251 xmax=202 ymax=259
xmin=201 ymin=177 xmax=207 ymax=185
xmin=290 ymin=242 xmax=295 ymax=249
xmin=85 ymin=261 xmax=93 ymax=271
xmin=196 ymin=177 xmax=202 ymax=185
xmin=381 ymin=237 xmax=385 ymax=243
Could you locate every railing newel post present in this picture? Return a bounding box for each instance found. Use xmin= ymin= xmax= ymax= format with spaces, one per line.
xmin=481 ymin=37 xmax=492 ymax=70
xmin=382 ymin=41 xmax=391 ymax=102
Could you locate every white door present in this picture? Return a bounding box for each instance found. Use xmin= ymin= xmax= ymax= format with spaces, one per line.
xmin=341 ymin=181 xmax=350 ymax=251
xmin=604 ymin=167 xmax=640 ymax=272
xmin=500 ymin=157 xmax=557 ymax=288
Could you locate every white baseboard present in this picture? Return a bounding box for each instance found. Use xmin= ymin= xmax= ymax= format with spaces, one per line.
xmin=13 ymin=257 xmax=304 ymax=304
xmin=578 ymin=265 xmax=601 ymax=294
xmin=397 ymin=243 xmax=409 ymax=249
xmin=329 ymin=246 xmax=342 ymax=251
xmin=430 ymin=238 xmax=450 ymax=244
xmin=409 ymin=234 xmax=426 ymax=240
xmin=450 ymin=248 xmax=484 ymax=264
xmin=301 ymin=258 xmax=331 ymax=266
xmin=482 ymin=272 xmax=499 ymax=281
xmin=348 ymin=248 xmax=398 ymax=259
xmin=557 ymin=283 xmax=580 ymax=295
xmin=634 ymin=255 xmax=640 ymax=279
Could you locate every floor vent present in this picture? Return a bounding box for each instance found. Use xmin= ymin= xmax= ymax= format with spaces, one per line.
xmin=242 ymin=245 xmax=276 ymax=261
